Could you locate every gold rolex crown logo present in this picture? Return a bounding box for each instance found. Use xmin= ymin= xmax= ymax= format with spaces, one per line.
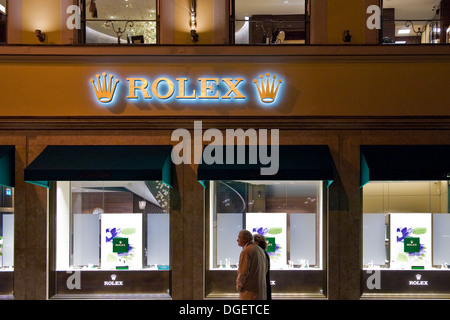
xmin=90 ymin=72 xmax=119 ymax=103
xmin=253 ymin=73 xmax=282 ymax=103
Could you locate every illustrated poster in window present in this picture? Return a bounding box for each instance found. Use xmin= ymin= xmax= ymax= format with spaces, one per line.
xmin=390 ymin=213 xmax=432 ymax=270
xmin=101 ymin=213 xmax=142 ymax=270
xmin=246 ymin=213 xmax=287 ymax=269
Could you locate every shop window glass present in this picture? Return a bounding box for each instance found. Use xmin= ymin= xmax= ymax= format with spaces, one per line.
xmin=363 ymin=181 xmax=450 ymax=295
xmin=363 ymin=181 xmax=449 ymax=269
xmin=233 ymin=0 xmax=307 ymax=44
xmin=83 ymin=0 xmax=157 ymax=44
xmin=0 ymin=186 xmax=14 ymax=296
xmin=381 ymin=0 xmax=449 ymax=44
xmin=56 ymin=180 xmax=170 ymax=271
xmin=207 ymin=180 xmax=325 ymax=298
xmin=0 ymin=186 xmax=14 ymax=270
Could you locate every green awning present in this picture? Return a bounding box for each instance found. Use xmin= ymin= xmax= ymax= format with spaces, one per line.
xmin=24 ymin=145 xmax=172 ymax=188
xmin=360 ymin=145 xmax=450 ymax=187
xmin=0 ymin=146 xmax=15 ymax=188
xmin=197 ymin=145 xmax=335 ymax=186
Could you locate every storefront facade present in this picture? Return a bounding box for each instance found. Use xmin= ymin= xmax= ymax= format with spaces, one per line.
xmin=0 ymin=46 xmax=448 ymax=300
xmin=1 ymin=0 xmax=450 ymax=301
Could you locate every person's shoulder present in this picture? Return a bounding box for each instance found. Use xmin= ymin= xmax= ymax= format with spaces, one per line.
xmin=243 ymin=242 xmax=256 ymax=252
xmin=250 ymin=243 xmax=265 ymax=254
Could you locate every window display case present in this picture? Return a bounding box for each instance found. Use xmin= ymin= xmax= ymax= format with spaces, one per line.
xmin=206 ymin=180 xmax=326 ymax=298
xmin=362 ymin=181 xmax=450 ymax=296
xmin=0 ymin=146 xmax=15 ymax=297
xmin=361 ymin=145 xmax=450 ymax=297
xmin=0 ymin=186 xmax=14 ymax=296
xmin=24 ymin=145 xmax=174 ymax=297
xmin=199 ymin=145 xmax=334 ymax=298
xmin=54 ymin=180 xmax=171 ymax=296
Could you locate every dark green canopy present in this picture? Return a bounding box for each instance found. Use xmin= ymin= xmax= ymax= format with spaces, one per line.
xmin=361 ymin=145 xmax=450 ymax=187
xmin=0 ymin=146 xmax=15 ymax=188
xmin=198 ymin=145 xmax=335 ymax=186
xmin=24 ymin=145 xmax=172 ymax=188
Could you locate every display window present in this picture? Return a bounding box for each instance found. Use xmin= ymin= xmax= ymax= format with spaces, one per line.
xmin=362 ymin=181 xmax=450 ymax=295
xmin=206 ymin=180 xmax=326 ymax=298
xmin=56 ymin=180 xmax=170 ymax=271
xmin=24 ymin=145 xmax=173 ymax=297
xmin=209 ymin=180 xmax=323 ymax=270
xmin=0 ymin=186 xmax=14 ymax=295
xmin=53 ymin=180 xmax=171 ymax=296
xmin=0 ymin=146 xmax=15 ymax=297
xmin=200 ymin=145 xmax=334 ymax=298
xmin=361 ymin=145 xmax=450 ymax=297
xmin=363 ymin=181 xmax=449 ymax=270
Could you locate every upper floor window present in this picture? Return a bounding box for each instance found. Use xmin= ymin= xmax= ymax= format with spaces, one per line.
xmin=231 ymin=0 xmax=308 ymax=44
xmin=82 ymin=0 xmax=158 ymax=44
xmin=381 ymin=0 xmax=450 ymax=44
xmin=0 ymin=0 xmax=6 ymax=44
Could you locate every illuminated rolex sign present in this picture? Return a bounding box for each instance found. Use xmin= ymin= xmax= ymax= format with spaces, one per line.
xmin=90 ymin=72 xmax=283 ymax=105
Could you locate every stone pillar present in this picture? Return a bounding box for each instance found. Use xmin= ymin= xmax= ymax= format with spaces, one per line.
xmin=14 ymin=142 xmax=48 ymax=300
xmin=6 ymin=0 xmax=22 ymax=44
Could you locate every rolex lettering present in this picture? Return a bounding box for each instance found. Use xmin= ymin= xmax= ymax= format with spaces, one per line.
xmin=409 ymin=274 xmax=429 ymax=286
xmin=104 ymin=274 xmax=124 ymax=286
xmin=89 ymin=72 xmax=283 ymax=106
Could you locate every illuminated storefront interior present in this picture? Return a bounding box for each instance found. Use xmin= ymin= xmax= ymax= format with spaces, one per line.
xmin=0 ymin=147 xmax=14 ymax=297
xmin=361 ymin=145 xmax=450 ymax=296
xmin=25 ymin=145 xmax=172 ymax=297
xmin=207 ymin=180 xmax=325 ymax=297
xmin=199 ymin=145 xmax=333 ymax=298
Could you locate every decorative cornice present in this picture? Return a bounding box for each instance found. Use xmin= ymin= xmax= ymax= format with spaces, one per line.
xmin=0 ymin=116 xmax=449 ymax=131
xmin=1 ymin=45 xmax=450 ymax=63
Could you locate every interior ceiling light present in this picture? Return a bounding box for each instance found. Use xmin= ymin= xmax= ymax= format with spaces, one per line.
xmin=398 ymin=28 xmax=411 ymax=34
